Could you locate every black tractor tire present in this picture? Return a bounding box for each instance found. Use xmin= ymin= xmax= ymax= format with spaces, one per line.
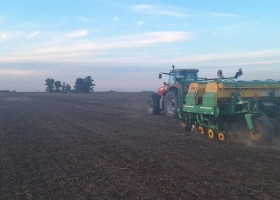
xmin=250 ymin=117 xmax=273 ymax=144
xmin=147 ymin=93 xmax=160 ymax=115
xmin=164 ymin=89 xmax=179 ymax=118
xmin=269 ymin=118 xmax=280 ymax=136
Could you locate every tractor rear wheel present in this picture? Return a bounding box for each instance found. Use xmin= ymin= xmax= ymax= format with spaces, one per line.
xmin=147 ymin=93 xmax=160 ymax=115
xmin=250 ymin=117 xmax=273 ymax=143
xmin=164 ymin=89 xmax=178 ymax=118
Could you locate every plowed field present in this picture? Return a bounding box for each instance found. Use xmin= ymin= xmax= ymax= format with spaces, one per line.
xmin=0 ymin=92 xmax=280 ymax=199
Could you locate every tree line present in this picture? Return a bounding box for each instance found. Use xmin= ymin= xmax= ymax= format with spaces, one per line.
xmin=45 ymin=76 xmax=96 ymax=93
xmin=0 ymin=90 xmax=16 ymax=93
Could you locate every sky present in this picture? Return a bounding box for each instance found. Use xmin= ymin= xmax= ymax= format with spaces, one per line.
xmin=0 ymin=0 xmax=280 ymax=92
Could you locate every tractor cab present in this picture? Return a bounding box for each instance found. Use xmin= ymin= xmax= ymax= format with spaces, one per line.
xmin=158 ymin=66 xmax=199 ymax=96
xmin=167 ymin=69 xmax=198 ymax=87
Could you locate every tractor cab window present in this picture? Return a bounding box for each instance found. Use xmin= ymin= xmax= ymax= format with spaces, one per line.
xmin=175 ymin=71 xmax=185 ymax=85
xmin=169 ymin=72 xmax=175 ymax=85
xmin=169 ymin=71 xmax=198 ymax=85
xmin=185 ymin=73 xmax=196 ymax=81
xmin=176 ymin=71 xmax=197 ymax=81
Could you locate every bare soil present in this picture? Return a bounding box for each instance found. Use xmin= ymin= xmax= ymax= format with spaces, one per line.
xmin=0 ymin=92 xmax=280 ymax=199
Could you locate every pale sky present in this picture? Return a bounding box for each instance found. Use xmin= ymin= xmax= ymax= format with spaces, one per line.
xmin=0 ymin=0 xmax=279 ymax=92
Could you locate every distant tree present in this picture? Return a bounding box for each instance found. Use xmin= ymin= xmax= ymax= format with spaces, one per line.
xmin=62 ymin=82 xmax=66 ymax=92
xmin=66 ymin=84 xmax=71 ymax=92
xmin=74 ymin=78 xmax=84 ymax=93
xmin=45 ymin=78 xmax=55 ymax=92
xmin=0 ymin=90 xmax=10 ymax=93
xmin=74 ymin=76 xmax=96 ymax=93
xmin=84 ymin=76 xmax=96 ymax=93
xmin=60 ymin=82 xmax=72 ymax=93
xmin=54 ymin=81 xmax=62 ymax=92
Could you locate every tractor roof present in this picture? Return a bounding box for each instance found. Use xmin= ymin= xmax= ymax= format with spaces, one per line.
xmin=170 ymin=69 xmax=199 ymax=73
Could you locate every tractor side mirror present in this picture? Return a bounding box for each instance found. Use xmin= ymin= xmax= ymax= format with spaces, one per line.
xmin=158 ymin=73 xmax=162 ymax=79
xmin=217 ymin=70 xmax=222 ymax=77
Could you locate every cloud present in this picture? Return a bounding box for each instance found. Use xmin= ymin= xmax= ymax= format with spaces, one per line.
xmin=0 ymin=31 xmax=21 ymax=41
xmin=133 ymin=4 xmax=186 ymax=17
xmin=134 ymin=5 xmax=152 ymax=10
xmin=184 ymin=50 xmax=280 ymax=62
xmin=5 ymin=32 xmax=279 ymax=71
xmin=133 ymin=31 xmax=191 ymax=46
xmin=0 ymin=69 xmax=38 ymax=76
xmin=210 ymin=12 xmax=241 ymax=18
xmin=114 ymin=16 xmax=119 ymax=23
xmin=0 ymin=31 xmax=191 ymax=62
xmin=193 ymin=12 xmax=241 ymax=18
xmin=27 ymin=31 xmax=40 ymax=39
xmin=78 ymin=16 xmax=90 ymax=21
xmin=1 ymin=49 xmax=280 ymax=92
xmin=1 ymin=32 xmax=8 ymax=40
xmin=0 ymin=30 xmax=41 ymax=41
xmin=174 ymin=49 xmax=280 ymax=68
xmin=133 ymin=4 xmax=241 ymax=18
xmin=67 ymin=30 xmax=88 ymax=38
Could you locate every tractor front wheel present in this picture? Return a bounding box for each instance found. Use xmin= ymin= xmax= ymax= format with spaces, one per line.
xmin=164 ymin=89 xmax=178 ymax=118
xmin=147 ymin=94 xmax=160 ymax=115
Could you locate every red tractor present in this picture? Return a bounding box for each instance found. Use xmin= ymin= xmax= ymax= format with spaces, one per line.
xmin=147 ymin=65 xmax=199 ymax=118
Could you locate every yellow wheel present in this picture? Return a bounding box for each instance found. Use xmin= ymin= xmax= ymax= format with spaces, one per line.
xmin=198 ymin=126 xmax=205 ymax=135
xmin=250 ymin=119 xmax=262 ymax=139
xmin=250 ymin=128 xmax=260 ymax=140
xmin=208 ymin=128 xmax=215 ymax=139
xmin=218 ymin=132 xmax=225 ymax=141
xmin=180 ymin=121 xmax=190 ymax=131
